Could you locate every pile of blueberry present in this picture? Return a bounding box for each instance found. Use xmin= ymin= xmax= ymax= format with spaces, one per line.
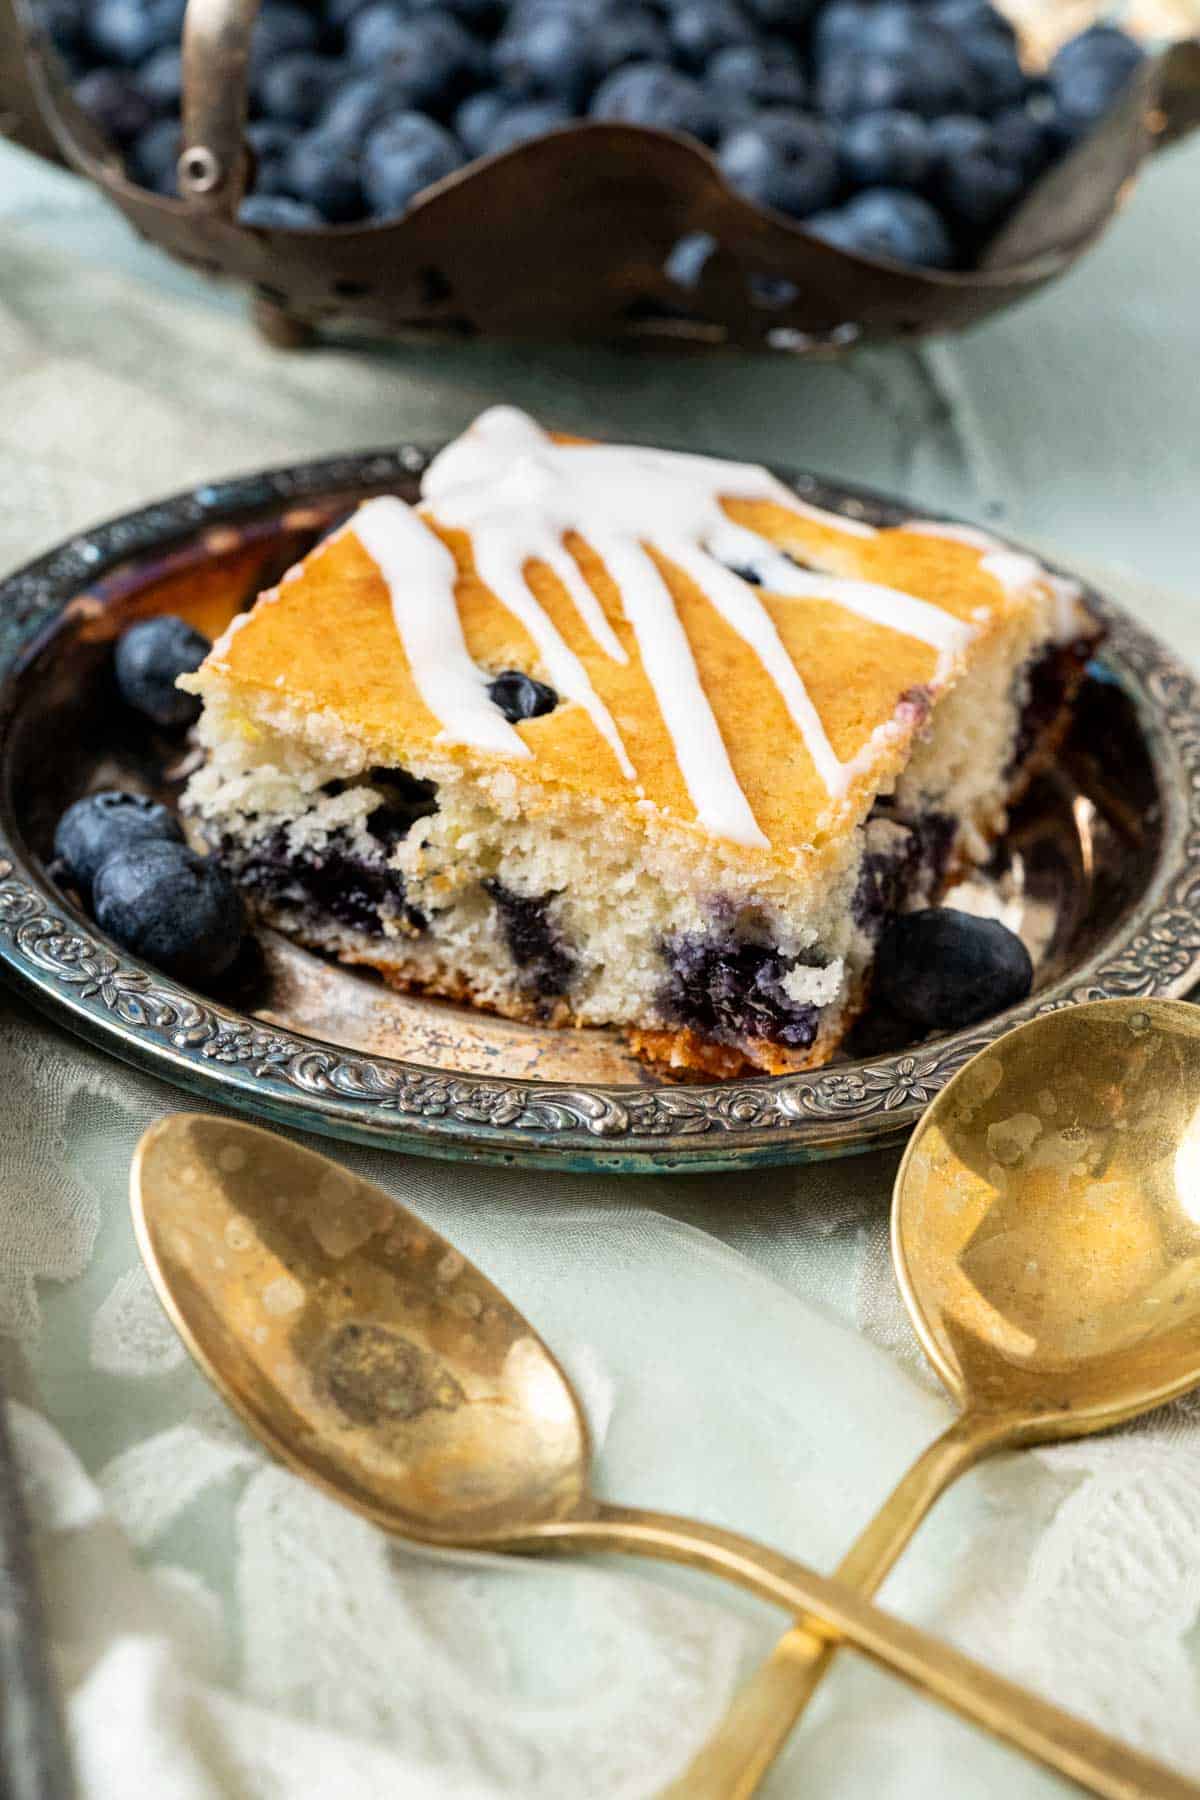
xmin=51 ymin=615 xmax=246 ymax=984
xmin=41 ymin=0 xmax=1144 ymax=267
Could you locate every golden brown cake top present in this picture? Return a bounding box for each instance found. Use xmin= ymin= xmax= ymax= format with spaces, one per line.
xmin=198 ymin=408 xmax=1072 ymax=859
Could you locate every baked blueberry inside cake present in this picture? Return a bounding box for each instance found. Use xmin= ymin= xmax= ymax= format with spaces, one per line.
xmin=180 ymin=407 xmax=1097 ymax=1075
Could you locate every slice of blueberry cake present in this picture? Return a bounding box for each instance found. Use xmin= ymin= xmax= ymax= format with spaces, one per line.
xmin=180 ymin=407 xmax=1096 ymax=1076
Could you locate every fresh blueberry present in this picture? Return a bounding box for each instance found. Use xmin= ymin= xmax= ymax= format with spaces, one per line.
xmin=320 ymin=72 xmax=423 ymax=145
xmin=590 ymin=63 xmax=722 ymax=142
xmin=114 ymin=615 xmax=210 ymax=727
xmin=362 ymin=112 xmax=464 ymax=214
xmin=93 ymin=840 xmax=244 ymax=984
xmin=928 ymin=0 xmax=1016 ymax=40
xmin=73 ymin=68 xmax=156 ymax=144
xmin=667 ymin=0 xmax=757 ymax=71
xmin=838 ymin=109 xmax=932 ymax=188
xmin=258 ymin=52 xmax=345 ymax=128
xmin=249 ymin=0 xmax=320 ymax=81
xmin=494 ymin=13 xmax=596 ymax=104
xmin=812 ymin=0 xmax=877 ymax=58
xmin=238 ymin=193 xmax=325 ymax=227
xmin=739 ymin=0 xmax=818 ymax=31
xmin=135 ymin=45 xmax=183 ymax=113
xmin=454 ymin=87 xmax=510 ymax=156
xmin=807 ymin=187 xmax=954 ymax=267
xmin=718 ymin=110 xmax=838 ymax=219
xmin=345 ymin=0 xmax=422 ymax=64
xmin=958 ymin=29 xmax=1029 ymax=112
xmin=989 ymin=102 xmax=1053 ymax=180
xmin=929 ymin=114 xmax=1025 ymax=233
xmin=407 ymin=0 xmax=499 ymax=28
xmin=706 ymin=41 xmax=806 ymax=110
xmin=477 ymin=98 xmax=573 ymax=154
xmin=873 ymin=907 xmax=1033 ymax=1031
xmin=88 ymin=0 xmax=185 ymax=66
xmin=664 ymin=229 xmax=717 ymax=288
xmin=351 ymin=15 xmax=484 ymax=114
xmin=53 ymin=790 xmax=184 ymax=896
xmin=487 ymin=670 xmax=558 ymax=721
xmin=1050 ymin=24 xmax=1143 ymax=129
xmin=817 ymin=20 xmax=979 ymax=119
xmin=246 ymin=120 xmax=298 ymax=194
xmin=281 ymin=130 xmax=366 ymax=221
xmin=129 ymin=117 xmax=180 ymax=192
xmin=34 ymin=0 xmax=88 ymax=60
xmin=592 ymin=7 xmax=670 ymax=75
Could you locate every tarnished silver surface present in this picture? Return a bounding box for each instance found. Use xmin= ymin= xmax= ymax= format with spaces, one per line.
xmin=0 ymin=448 xmax=1196 ymax=1171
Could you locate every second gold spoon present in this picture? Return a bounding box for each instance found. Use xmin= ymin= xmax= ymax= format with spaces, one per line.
xmin=133 ymin=1105 xmax=1199 ymax=1800
xmin=673 ymin=997 xmax=1200 ymax=1798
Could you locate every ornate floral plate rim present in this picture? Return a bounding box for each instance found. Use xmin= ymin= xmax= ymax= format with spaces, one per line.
xmin=0 ymin=446 xmax=1196 ymax=1173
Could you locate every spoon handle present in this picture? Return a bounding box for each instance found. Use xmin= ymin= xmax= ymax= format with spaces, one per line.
xmin=661 ymin=1411 xmax=1002 ymax=1799
xmin=530 ymin=1497 xmax=1198 ymax=1800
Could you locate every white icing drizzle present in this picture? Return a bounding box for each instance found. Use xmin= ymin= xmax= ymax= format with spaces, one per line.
xmin=903 ymin=518 xmax=1086 ymax=640
xmin=350 ymin=409 xmax=992 ymax=847
xmin=351 ymin=497 xmax=529 ymax=759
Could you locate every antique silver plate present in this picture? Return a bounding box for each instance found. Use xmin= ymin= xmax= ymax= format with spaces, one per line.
xmin=0 ymin=448 xmax=1196 ymax=1172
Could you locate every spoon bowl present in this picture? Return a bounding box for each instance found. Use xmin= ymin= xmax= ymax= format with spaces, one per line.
xmin=133 ymin=1114 xmax=590 ymax=1540
xmin=674 ymin=996 xmax=1200 ymax=1800
xmin=895 ymin=998 xmax=1200 ymax=1429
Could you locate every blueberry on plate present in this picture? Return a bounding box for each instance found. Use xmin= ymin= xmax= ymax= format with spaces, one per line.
xmin=488 ymin=670 xmax=558 ymax=722
xmin=238 ymin=193 xmax=325 ymax=228
xmin=929 ymin=114 xmax=1025 ymax=233
xmin=54 ymin=790 xmax=184 ymax=896
xmin=477 ymin=98 xmax=573 ymax=156
xmin=807 ymin=187 xmax=954 ymax=267
xmin=589 ymin=63 xmax=721 ymax=142
xmin=135 ymin=45 xmax=183 ymax=113
xmin=718 ymin=110 xmax=839 ymax=220
xmin=873 ymin=907 xmax=1033 ymax=1031
xmin=838 ymin=109 xmax=932 ymax=189
xmin=114 ymin=615 xmax=211 ymax=728
xmin=258 ymin=52 xmax=345 ymax=128
xmin=129 ymin=118 xmax=180 ymax=193
xmin=667 ymin=0 xmax=757 ymax=74
xmin=362 ymin=112 xmax=464 ymax=215
xmin=93 ymin=840 xmax=244 ymax=984
xmin=494 ymin=12 xmax=596 ymax=105
xmin=73 ymin=68 xmax=156 ymax=145
xmin=1049 ymin=24 xmax=1143 ymax=130
xmin=706 ymin=42 xmax=807 ymax=111
xmin=282 ymin=131 xmax=367 ymax=221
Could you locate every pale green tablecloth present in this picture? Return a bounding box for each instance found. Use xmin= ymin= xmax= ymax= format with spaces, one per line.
xmin=1 ymin=134 xmax=1199 ymax=1800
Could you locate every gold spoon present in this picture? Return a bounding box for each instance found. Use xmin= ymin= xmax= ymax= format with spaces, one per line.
xmin=672 ymin=995 xmax=1200 ymax=1799
xmin=132 ymin=1105 xmax=1200 ymax=1800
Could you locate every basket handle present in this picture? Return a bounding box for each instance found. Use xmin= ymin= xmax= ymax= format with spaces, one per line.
xmin=178 ymin=0 xmax=260 ymax=216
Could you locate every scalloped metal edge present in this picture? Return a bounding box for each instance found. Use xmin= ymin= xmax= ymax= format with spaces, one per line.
xmin=0 ymin=447 xmax=1197 ymax=1172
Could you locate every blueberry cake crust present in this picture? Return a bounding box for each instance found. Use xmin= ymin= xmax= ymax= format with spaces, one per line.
xmin=181 ymin=408 xmax=1096 ymax=1077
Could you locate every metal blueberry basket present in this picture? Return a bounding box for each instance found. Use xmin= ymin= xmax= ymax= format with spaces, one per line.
xmin=8 ymin=0 xmax=1200 ymax=350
